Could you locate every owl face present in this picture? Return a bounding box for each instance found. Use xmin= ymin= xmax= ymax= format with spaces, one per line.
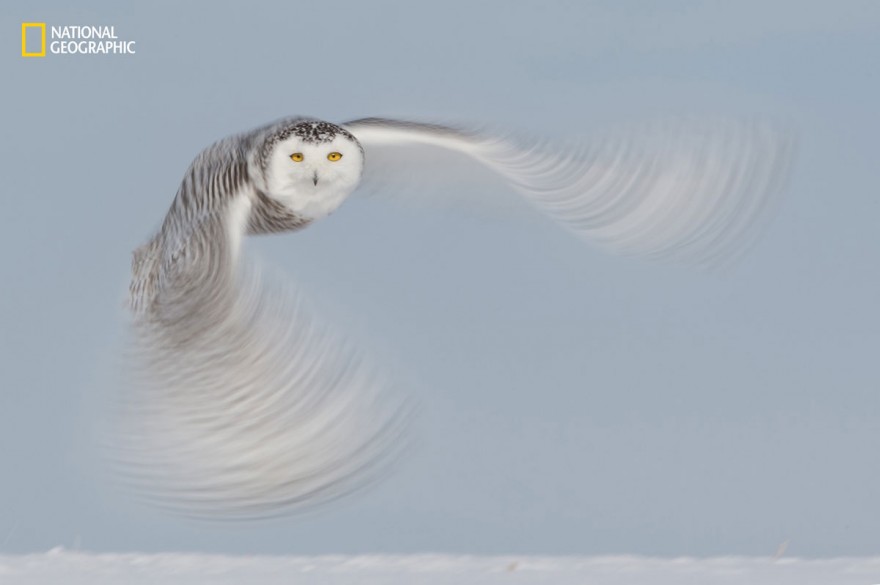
xmin=263 ymin=121 xmax=364 ymax=220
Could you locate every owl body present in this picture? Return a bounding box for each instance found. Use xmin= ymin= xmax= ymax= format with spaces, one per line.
xmin=130 ymin=118 xmax=364 ymax=316
xmin=120 ymin=115 xmax=792 ymax=518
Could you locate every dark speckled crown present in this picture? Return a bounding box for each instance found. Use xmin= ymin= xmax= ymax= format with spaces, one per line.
xmin=275 ymin=120 xmax=358 ymax=145
xmin=258 ymin=119 xmax=363 ymax=174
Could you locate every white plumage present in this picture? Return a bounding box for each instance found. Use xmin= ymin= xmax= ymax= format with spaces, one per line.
xmin=116 ymin=116 xmax=792 ymax=518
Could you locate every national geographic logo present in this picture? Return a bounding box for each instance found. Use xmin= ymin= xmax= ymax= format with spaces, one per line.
xmin=21 ymin=23 xmax=136 ymax=57
xmin=21 ymin=23 xmax=45 ymax=57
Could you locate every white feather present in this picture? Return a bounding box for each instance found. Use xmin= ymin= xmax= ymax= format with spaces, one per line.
xmin=344 ymin=117 xmax=794 ymax=264
xmin=118 ymin=115 xmax=793 ymax=519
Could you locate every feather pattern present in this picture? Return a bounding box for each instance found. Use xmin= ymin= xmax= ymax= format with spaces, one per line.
xmin=119 ymin=114 xmax=793 ymax=518
xmin=344 ymin=117 xmax=793 ymax=264
xmin=120 ymin=119 xmax=408 ymax=518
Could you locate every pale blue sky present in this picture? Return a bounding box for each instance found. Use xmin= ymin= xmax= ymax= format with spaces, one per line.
xmin=1 ymin=0 xmax=878 ymax=556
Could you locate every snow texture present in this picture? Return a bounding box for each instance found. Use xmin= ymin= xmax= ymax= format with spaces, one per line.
xmin=1 ymin=550 xmax=878 ymax=584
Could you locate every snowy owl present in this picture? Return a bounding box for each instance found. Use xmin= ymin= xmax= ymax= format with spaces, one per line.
xmin=118 ymin=116 xmax=792 ymax=518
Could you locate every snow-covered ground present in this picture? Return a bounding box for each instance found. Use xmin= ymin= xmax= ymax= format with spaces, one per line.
xmin=2 ymin=550 xmax=879 ymax=584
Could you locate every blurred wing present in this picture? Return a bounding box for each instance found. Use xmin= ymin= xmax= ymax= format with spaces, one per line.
xmin=118 ymin=189 xmax=409 ymax=519
xmin=344 ymin=117 xmax=794 ymax=264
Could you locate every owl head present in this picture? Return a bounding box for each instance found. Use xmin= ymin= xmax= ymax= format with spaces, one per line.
xmin=257 ymin=120 xmax=364 ymax=220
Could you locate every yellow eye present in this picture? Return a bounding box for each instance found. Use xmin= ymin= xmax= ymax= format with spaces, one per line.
xmin=327 ymin=152 xmax=343 ymax=162
xmin=290 ymin=153 xmax=304 ymax=162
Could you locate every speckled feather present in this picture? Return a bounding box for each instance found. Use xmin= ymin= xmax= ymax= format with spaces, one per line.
xmin=121 ymin=114 xmax=793 ymax=518
xmin=120 ymin=118 xmax=406 ymax=518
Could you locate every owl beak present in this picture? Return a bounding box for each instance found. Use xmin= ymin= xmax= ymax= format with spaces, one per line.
xmin=312 ymin=171 xmax=319 ymax=186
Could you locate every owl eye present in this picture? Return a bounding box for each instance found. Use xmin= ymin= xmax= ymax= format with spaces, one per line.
xmin=327 ymin=152 xmax=343 ymax=162
xmin=290 ymin=153 xmax=304 ymax=162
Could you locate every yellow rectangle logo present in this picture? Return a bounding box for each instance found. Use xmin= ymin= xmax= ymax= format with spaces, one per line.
xmin=22 ymin=22 xmax=46 ymax=57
